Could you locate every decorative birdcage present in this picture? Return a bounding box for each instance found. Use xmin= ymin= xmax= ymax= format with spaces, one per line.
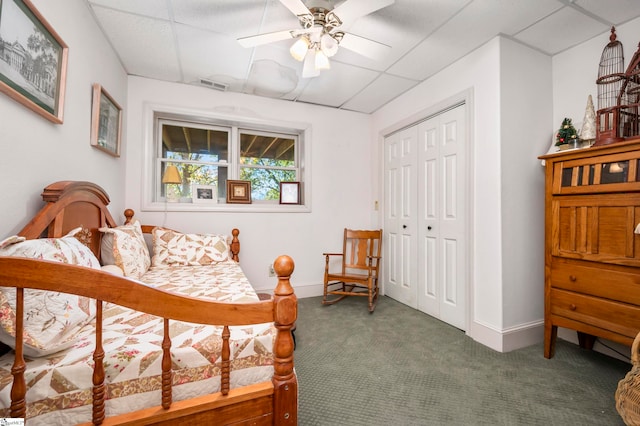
xmin=619 ymin=43 xmax=640 ymax=140
xmin=595 ymin=27 xmax=626 ymax=145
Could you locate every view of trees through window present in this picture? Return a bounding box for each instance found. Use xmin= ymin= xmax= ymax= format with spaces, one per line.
xmin=239 ymin=131 xmax=297 ymax=200
xmin=158 ymin=119 xmax=299 ymax=203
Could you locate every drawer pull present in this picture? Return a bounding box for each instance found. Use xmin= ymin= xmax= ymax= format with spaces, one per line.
xmin=570 ymin=304 xmax=577 ymax=311
xmin=569 ymin=275 xmax=577 ymax=282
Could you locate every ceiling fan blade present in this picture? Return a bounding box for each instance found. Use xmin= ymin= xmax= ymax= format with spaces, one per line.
xmin=278 ymin=0 xmax=311 ymax=17
xmin=339 ymin=32 xmax=391 ymax=60
xmin=237 ymin=30 xmax=296 ymax=48
xmin=330 ymin=0 xmax=394 ymax=26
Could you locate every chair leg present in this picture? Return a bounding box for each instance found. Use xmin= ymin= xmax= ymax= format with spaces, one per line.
xmin=323 ymin=281 xmax=348 ymax=306
xmin=368 ymin=280 xmax=379 ymax=313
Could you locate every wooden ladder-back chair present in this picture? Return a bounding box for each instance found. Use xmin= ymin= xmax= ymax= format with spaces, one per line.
xmin=322 ymin=228 xmax=382 ymax=313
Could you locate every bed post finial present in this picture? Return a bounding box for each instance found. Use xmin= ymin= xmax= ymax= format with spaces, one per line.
xmin=272 ymin=255 xmax=297 ymax=424
xmin=230 ymin=229 xmax=240 ymax=262
xmin=124 ymin=209 xmax=135 ymax=224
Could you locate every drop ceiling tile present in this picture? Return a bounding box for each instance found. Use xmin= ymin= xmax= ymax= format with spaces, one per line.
xmin=387 ymin=0 xmax=563 ymax=80
xmin=296 ymin=62 xmax=379 ymax=107
xmin=331 ymin=0 xmax=468 ymax=71
xmin=341 ymin=73 xmax=419 ymax=114
xmin=171 ymin=0 xmax=271 ymax=36
xmin=244 ymin=44 xmax=304 ymax=98
xmin=92 ymin=6 xmax=181 ymax=81
xmin=575 ymin=0 xmax=640 ymax=25
xmin=175 ymin=24 xmax=254 ymax=84
xmin=88 ymin=0 xmax=170 ymax=20
xmin=515 ymin=7 xmax=609 ymax=55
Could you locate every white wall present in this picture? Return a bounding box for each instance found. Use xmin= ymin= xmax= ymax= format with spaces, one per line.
xmin=0 ymin=0 xmax=127 ymax=238
xmin=499 ymin=38 xmax=552 ymax=336
xmin=124 ymin=76 xmax=374 ymax=295
xmin=372 ymin=37 xmax=553 ymax=352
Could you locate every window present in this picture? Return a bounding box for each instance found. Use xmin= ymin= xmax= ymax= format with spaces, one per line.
xmin=239 ymin=130 xmax=297 ymax=201
xmin=147 ymin=107 xmax=308 ymax=211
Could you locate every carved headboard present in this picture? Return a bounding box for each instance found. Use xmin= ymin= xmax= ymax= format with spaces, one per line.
xmin=17 ymin=181 xmax=118 ymax=258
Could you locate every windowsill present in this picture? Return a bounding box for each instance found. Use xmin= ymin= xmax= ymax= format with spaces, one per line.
xmin=142 ymin=201 xmax=311 ymax=213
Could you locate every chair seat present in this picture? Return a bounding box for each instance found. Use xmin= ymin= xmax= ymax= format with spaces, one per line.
xmin=326 ymin=273 xmax=375 ymax=284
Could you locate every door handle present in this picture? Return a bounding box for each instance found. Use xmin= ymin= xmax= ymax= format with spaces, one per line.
xmin=402 ymin=225 xmax=407 ymax=229
xmin=427 ymin=226 xmax=432 ymax=230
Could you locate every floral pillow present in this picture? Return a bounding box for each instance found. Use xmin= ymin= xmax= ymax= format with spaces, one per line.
xmin=152 ymin=228 xmax=231 ymax=267
xmin=99 ymin=221 xmax=151 ymax=279
xmin=0 ymin=233 xmax=101 ymax=357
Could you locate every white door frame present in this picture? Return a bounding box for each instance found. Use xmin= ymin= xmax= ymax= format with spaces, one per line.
xmin=378 ymin=88 xmax=475 ymax=335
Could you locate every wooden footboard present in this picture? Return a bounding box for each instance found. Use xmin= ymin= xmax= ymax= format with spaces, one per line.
xmin=0 ymin=181 xmax=298 ymax=425
xmin=0 ymin=255 xmax=297 ymax=425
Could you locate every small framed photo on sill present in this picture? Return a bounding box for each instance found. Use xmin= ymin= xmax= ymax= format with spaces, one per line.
xmin=280 ymin=182 xmax=300 ymax=205
xmin=227 ymin=180 xmax=251 ymax=204
xmin=192 ymin=184 xmax=217 ymax=204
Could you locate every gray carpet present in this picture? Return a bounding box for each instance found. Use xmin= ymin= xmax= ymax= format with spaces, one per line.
xmin=294 ymin=296 xmax=631 ymax=425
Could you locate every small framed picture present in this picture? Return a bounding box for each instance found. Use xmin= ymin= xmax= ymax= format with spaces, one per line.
xmin=227 ymin=180 xmax=251 ymax=204
xmin=192 ymin=184 xmax=218 ymax=204
xmin=90 ymin=83 xmax=122 ymax=157
xmin=280 ymin=182 xmax=300 ymax=205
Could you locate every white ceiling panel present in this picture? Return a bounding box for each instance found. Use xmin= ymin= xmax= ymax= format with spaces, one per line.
xmin=296 ymin=62 xmax=379 ymax=107
xmin=245 ymin=44 xmax=307 ymax=98
xmin=387 ymin=0 xmax=563 ymax=80
xmin=175 ymin=24 xmax=254 ymax=84
xmin=88 ymin=0 xmax=171 ymax=20
xmin=91 ymin=6 xmax=181 ymax=81
xmin=576 ymin=0 xmax=640 ymax=26
xmin=341 ymin=73 xmax=419 ymax=114
xmin=84 ymin=0 xmax=640 ymax=113
xmin=515 ymin=7 xmax=609 ymax=55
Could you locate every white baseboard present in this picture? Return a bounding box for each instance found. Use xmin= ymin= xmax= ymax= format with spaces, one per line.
xmin=469 ymin=320 xmax=544 ymax=353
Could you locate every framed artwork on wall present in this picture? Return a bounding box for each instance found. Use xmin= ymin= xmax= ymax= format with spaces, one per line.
xmin=90 ymin=83 xmax=122 ymax=157
xmin=192 ymin=184 xmax=218 ymax=204
xmin=0 ymin=0 xmax=68 ymax=124
xmin=226 ymin=180 xmax=251 ymax=204
xmin=279 ymin=182 xmax=300 ymax=204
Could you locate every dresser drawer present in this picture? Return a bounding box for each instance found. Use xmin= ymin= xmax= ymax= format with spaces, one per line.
xmin=550 ymin=260 xmax=640 ymax=305
xmin=549 ymin=288 xmax=640 ymax=339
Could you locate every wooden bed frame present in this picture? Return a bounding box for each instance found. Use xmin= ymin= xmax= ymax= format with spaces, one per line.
xmin=0 ymin=181 xmax=298 ymax=425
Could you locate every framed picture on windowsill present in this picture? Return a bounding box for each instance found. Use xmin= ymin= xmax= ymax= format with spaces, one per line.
xmin=90 ymin=83 xmax=122 ymax=157
xmin=0 ymin=0 xmax=68 ymax=124
xmin=227 ymin=180 xmax=251 ymax=204
xmin=280 ymin=182 xmax=300 ymax=205
xmin=192 ymin=184 xmax=218 ymax=204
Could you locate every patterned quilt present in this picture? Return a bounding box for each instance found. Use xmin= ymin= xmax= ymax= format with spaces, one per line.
xmin=0 ymin=261 xmax=275 ymax=425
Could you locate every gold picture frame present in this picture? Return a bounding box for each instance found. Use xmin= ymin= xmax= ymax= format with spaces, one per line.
xmin=226 ymin=180 xmax=251 ymax=204
xmin=90 ymin=83 xmax=122 ymax=157
xmin=0 ymin=0 xmax=68 ymax=123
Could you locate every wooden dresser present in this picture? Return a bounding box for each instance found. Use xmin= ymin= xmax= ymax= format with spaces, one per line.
xmin=540 ymin=139 xmax=640 ymax=358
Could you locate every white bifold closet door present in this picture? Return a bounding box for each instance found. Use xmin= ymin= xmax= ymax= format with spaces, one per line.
xmin=384 ymin=104 xmax=467 ymax=330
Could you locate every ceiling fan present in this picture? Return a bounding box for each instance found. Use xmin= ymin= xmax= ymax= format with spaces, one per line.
xmin=238 ymin=0 xmax=395 ymax=78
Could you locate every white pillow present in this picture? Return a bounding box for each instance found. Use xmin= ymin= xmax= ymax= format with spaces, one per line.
xmin=99 ymin=221 xmax=150 ymax=279
xmin=152 ymin=227 xmax=231 ymax=267
xmin=0 ymin=233 xmax=101 ymax=357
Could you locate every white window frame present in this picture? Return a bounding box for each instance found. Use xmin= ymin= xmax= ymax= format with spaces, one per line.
xmin=141 ymin=104 xmax=311 ymax=212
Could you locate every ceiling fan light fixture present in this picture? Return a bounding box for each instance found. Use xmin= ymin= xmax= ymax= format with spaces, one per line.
xmin=290 ymin=36 xmax=310 ymax=61
xmin=302 ymin=49 xmax=320 ymax=78
xmin=315 ymin=49 xmax=331 ymax=70
xmin=320 ymin=33 xmax=339 ymax=57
